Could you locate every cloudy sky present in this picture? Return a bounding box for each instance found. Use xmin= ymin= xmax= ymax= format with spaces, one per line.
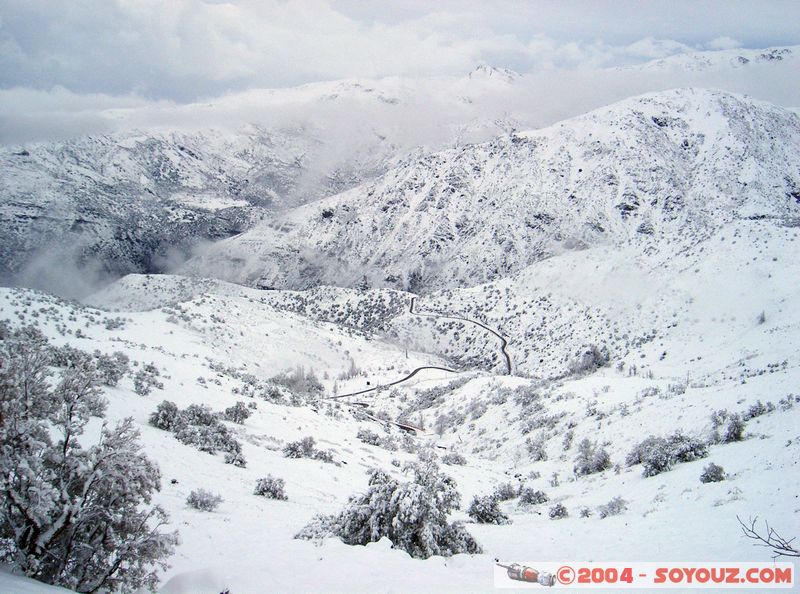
xmin=2 ymin=0 xmax=799 ymax=100
xmin=1 ymin=0 xmax=799 ymax=143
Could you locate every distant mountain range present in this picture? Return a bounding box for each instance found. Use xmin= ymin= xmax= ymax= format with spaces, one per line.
xmin=1 ymin=47 xmax=798 ymax=296
xmin=181 ymin=88 xmax=800 ymax=293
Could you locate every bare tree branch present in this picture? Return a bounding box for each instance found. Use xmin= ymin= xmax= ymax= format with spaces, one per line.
xmin=737 ymin=515 xmax=799 ymax=560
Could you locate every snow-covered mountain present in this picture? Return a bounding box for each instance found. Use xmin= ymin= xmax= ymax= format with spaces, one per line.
xmin=624 ymin=45 xmax=799 ymax=72
xmin=4 ymin=46 xmax=800 ymax=297
xmin=1 ymin=211 xmax=797 ymax=591
xmin=181 ymin=89 xmax=800 ymax=292
xmin=2 ymin=45 xmax=800 ymax=594
xmin=0 ymin=70 xmax=524 ymax=293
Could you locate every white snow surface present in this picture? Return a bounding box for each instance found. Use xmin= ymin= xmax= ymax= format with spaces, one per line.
xmin=2 ymin=208 xmax=799 ymax=592
xmin=180 ymin=88 xmax=800 ymax=296
xmin=2 ymin=59 xmax=800 ymax=594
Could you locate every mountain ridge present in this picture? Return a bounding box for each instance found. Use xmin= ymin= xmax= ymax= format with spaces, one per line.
xmin=180 ymin=88 xmax=800 ymax=292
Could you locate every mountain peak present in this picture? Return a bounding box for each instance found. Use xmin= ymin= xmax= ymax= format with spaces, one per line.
xmin=467 ymin=64 xmax=520 ymax=83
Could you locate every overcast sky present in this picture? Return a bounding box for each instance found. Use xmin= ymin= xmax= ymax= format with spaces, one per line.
xmin=1 ymin=0 xmax=799 ymax=144
xmin=2 ymin=0 xmax=799 ymax=102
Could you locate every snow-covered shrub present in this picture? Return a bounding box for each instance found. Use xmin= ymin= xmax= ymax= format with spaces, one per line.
xmin=628 ymin=432 xmax=708 ymax=477
xmin=187 ymin=489 xmax=223 ymax=511
xmin=133 ymin=363 xmax=164 ymax=396
xmin=224 ymin=451 xmax=247 ymax=467
xmin=294 ymin=514 xmax=338 ymax=541
xmin=513 ymin=385 xmax=542 ymax=408
xmin=406 ymin=377 xmax=471 ymax=413
xmin=573 ymin=438 xmax=611 ymax=476
xmin=283 ymin=436 xmax=316 ymax=458
xmin=549 ymin=503 xmax=568 ymax=519
xmin=492 ymin=482 xmax=519 ymax=502
xmin=569 ymin=344 xmax=610 ymax=375
xmin=398 ymin=433 xmax=418 ymax=454
xmin=296 ymin=462 xmax=481 ymax=559
xmin=526 ymin=435 xmax=548 ymax=461
xmin=700 ymin=463 xmax=726 ymax=483
xmin=182 ymin=403 xmax=217 ymax=426
xmin=520 ymin=412 xmax=564 ymax=435
xmin=597 ymin=496 xmax=628 ymax=519
xmin=465 ymin=398 xmax=488 ymax=420
xmin=224 ymin=401 xmax=251 ymax=424
xmin=665 ymin=432 xmax=708 ymax=463
xmin=467 ymin=495 xmax=511 ymax=524
xmin=313 ymin=448 xmax=335 ymax=463
xmin=640 ymin=442 xmax=672 ymax=477
xmin=149 ymin=399 xmax=181 ymax=431
xmin=723 ymin=414 xmax=745 ymax=442
xmin=270 ymin=366 xmax=324 ymax=401
xmin=356 ymin=427 xmax=382 ymax=446
xmin=518 ymin=488 xmax=549 ymax=505
xmin=710 ymin=408 xmax=729 ymax=430
xmin=625 ymin=435 xmax=664 ymax=466
xmin=441 ymin=451 xmax=467 ymax=466
xmin=175 ymin=422 xmax=241 ymax=456
xmin=48 ymin=343 xmax=92 ymax=368
xmin=94 ymin=351 xmax=130 ymax=386
xmin=562 ymin=429 xmax=574 ymax=451
xmin=579 ymin=507 xmax=592 ymax=518
xmin=379 ymin=435 xmax=399 ymax=451
xmin=254 ymin=476 xmax=288 ymax=500
xmin=434 ymin=409 xmax=467 ymax=436
xmin=0 ymin=326 xmax=177 ymax=593
xmin=151 ymin=401 xmax=244 ymax=460
xmin=282 ymin=436 xmax=335 ymax=463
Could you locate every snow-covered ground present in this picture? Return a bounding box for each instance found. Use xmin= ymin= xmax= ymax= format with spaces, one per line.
xmin=1 ymin=223 xmax=797 ymax=592
xmin=2 ymin=45 xmax=799 ymax=594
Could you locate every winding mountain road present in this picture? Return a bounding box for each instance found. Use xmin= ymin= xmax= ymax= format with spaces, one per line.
xmin=409 ymin=296 xmax=512 ymax=375
xmin=326 ymin=364 xmax=458 ymax=400
xmin=325 ymin=296 xmax=512 ymax=404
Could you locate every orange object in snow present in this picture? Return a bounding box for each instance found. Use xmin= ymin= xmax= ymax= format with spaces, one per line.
xmin=496 ymin=561 xmax=556 ymax=587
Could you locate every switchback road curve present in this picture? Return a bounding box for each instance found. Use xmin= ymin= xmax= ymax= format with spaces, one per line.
xmin=325 ymin=296 xmax=512 ymax=403
xmin=409 ymin=296 xmax=512 ymax=375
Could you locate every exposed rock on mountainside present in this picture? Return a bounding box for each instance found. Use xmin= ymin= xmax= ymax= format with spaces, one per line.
xmin=0 ymin=74 xmax=525 ymax=292
xmin=182 ymin=89 xmax=800 ymax=292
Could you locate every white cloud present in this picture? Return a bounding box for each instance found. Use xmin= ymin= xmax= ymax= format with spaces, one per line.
xmin=0 ymin=0 xmax=799 ymax=144
xmin=1 ymin=0 xmax=798 ymax=103
xmin=706 ymin=36 xmax=743 ymax=50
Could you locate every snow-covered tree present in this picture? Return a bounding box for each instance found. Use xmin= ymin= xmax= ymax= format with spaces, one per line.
xmin=467 ymin=495 xmax=510 ymax=524
xmin=0 ymin=326 xmax=178 ymax=593
xmin=224 ymin=401 xmax=251 ymax=424
xmin=296 ymin=460 xmax=481 ymax=559
xmin=573 ymin=438 xmax=611 ymax=476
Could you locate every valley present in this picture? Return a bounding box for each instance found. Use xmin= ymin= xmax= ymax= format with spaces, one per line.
xmin=1 ymin=41 xmax=798 ymax=594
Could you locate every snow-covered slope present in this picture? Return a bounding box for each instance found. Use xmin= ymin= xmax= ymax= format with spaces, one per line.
xmin=4 ymin=44 xmax=800 ymax=295
xmin=2 ymin=50 xmax=799 ymax=593
xmin=624 ymin=45 xmax=800 ymax=72
xmin=181 ymin=89 xmax=800 ymax=292
xmin=3 ymin=237 xmax=798 ymax=592
xmin=0 ymin=69 xmax=524 ymax=292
